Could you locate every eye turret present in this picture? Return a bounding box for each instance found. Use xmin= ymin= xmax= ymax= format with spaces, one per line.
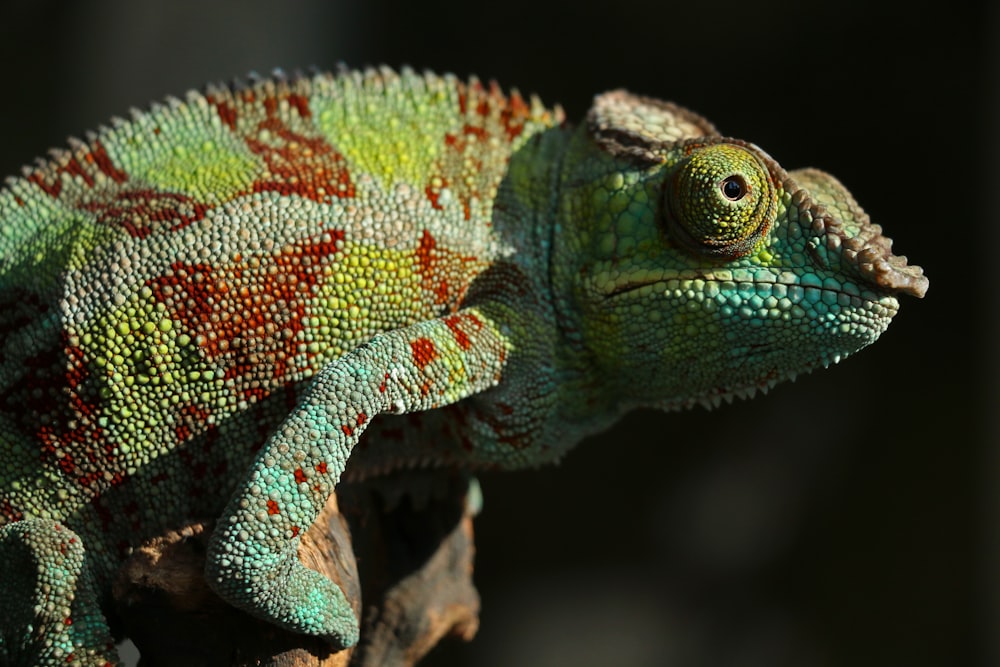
xmin=665 ymin=143 xmax=777 ymax=258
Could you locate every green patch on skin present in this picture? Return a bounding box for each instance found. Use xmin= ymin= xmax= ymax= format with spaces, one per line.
xmin=308 ymin=239 xmax=423 ymax=363
xmin=132 ymin=138 xmax=260 ymax=200
xmin=106 ymin=108 xmax=262 ymax=200
xmin=313 ymin=83 xmax=455 ymax=190
xmin=80 ymin=290 xmax=226 ymax=466
xmin=0 ymin=205 xmax=122 ymax=278
xmin=140 ymin=140 xmax=261 ymax=198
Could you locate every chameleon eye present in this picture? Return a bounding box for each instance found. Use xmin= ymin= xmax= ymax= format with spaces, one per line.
xmin=665 ymin=143 xmax=777 ymax=258
xmin=721 ymin=175 xmax=747 ymax=201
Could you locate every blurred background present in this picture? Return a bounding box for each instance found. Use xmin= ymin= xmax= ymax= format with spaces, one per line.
xmin=0 ymin=1 xmax=984 ymax=665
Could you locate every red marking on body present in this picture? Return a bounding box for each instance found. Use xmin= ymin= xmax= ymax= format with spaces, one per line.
xmin=429 ymin=154 xmax=474 ymax=221
xmin=88 ymin=140 xmax=128 ymax=182
xmin=477 ymin=401 xmax=533 ymax=450
xmin=262 ymin=95 xmax=279 ymax=116
xmin=444 ymin=316 xmax=470 ymax=349
xmin=294 ymin=468 xmax=307 ymax=484
xmin=242 ymin=92 xmax=354 ymax=200
xmin=341 ymin=424 xmax=354 ymax=437
xmin=175 ymin=404 xmax=211 ymax=444
xmin=287 ymin=93 xmax=312 ymax=119
xmin=500 ymin=91 xmax=532 ymax=141
xmin=434 ymin=79 xmax=534 ymax=222
xmin=243 ymin=386 xmax=268 ymax=402
xmin=291 ymin=526 xmax=300 ymax=537
xmin=414 ymin=230 xmax=455 ymax=303
xmin=80 ymin=188 xmax=209 ymax=239
xmin=443 ymin=313 xmax=482 ymax=350
xmin=356 ymin=412 xmax=367 ymax=426
xmin=28 ymin=155 xmax=89 ymax=198
xmin=316 ymin=461 xmax=328 ymax=474
xmin=148 ymin=230 xmax=345 ymax=397
xmin=411 ymin=229 xmax=484 ymax=306
xmin=267 ymin=499 xmax=280 ymax=515
xmin=410 ymin=337 xmax=438 ymax=370
xmin=0 ymin=499 xmax=23 ymax=523
xmin=416 ymin=230 xmax=436 ymax=276
xmin=424 ymin=179 xmax=448 ymax=211
xmin=33 ymin=343 xmax=124 ymax=489
xmin=25 ymin=139 xmax=127 ymax=199
xmin=463 ymin=123 xmax=488 ymax=140
xmin=207 ymin=95 xmax=239 ymax=131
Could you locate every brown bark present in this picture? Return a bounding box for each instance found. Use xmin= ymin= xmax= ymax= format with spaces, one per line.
xmin=112 ymin=471 xmax=480 ymax=666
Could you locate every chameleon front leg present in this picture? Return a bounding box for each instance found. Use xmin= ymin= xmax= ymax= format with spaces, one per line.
xmin=205 ymin=308 xmax=509 ymax=648
xmin=0 ymin=519 xmax=119 ymax=667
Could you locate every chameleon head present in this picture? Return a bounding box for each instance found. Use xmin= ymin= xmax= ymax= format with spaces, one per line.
xmin=558 ymin=91 xmax=928 ymax=410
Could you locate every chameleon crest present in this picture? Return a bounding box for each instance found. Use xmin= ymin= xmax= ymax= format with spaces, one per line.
xmin=0 ymin=67 xmax=925 ymax=665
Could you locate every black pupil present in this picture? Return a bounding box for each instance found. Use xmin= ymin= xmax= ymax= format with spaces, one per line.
xmin=722 ymin=176 xmax=745 ymax=200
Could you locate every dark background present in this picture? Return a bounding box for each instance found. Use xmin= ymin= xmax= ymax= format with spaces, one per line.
xmin=0 ymin=2 xmax=985 ymax=665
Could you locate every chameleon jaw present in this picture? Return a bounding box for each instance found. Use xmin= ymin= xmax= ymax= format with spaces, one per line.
xmin=671 ymin=363 xmax=819 ymax=411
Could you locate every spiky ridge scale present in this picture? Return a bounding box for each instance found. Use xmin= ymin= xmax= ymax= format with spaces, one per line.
xmin=0 ymin=68 xmax=924 ymax=663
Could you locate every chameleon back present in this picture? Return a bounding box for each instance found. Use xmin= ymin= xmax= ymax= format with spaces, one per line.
xmin=0 ymin=68 xmax=559 ymax=563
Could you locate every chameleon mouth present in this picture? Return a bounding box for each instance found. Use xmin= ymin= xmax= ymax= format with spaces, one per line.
xmin=603 ymin=278 xmax=667 ymax=299
xmin=601 ymin=273 xmax=901 ymax=320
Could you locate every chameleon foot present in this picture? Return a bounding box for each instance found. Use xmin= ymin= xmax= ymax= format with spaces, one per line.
xmin=205 ymin=531 xmax=360 ymax=648
xmin=0 ymin=520 xmax=119 ymax=667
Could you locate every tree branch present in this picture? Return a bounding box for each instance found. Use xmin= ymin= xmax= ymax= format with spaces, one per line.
xmin=113 ymin=471 xmax=480 ymax=666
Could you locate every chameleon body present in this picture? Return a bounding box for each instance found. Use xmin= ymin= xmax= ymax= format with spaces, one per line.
xmin=0 ymin=67 xmax=927 ymax=665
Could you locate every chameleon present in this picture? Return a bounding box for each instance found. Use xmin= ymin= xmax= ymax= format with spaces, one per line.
xmin=0 ymin=66 xmax=927 ymax=665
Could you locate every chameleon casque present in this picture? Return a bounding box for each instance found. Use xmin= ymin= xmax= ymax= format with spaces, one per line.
xmin=0 ymin=66 xmax=927 ymax=665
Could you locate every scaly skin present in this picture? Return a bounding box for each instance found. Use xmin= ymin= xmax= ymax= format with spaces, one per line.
xmin=0 ymin=67 xmax=927 ymax=665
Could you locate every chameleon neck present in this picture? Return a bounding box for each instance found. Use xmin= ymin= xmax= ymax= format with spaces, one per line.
xmin=547 ymin=126 xmax=649 ymax=426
